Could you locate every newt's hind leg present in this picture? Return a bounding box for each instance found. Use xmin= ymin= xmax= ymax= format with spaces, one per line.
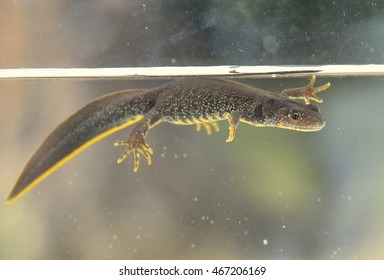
xmin=281 ymin=75 xmax=331 ymax=105
xmin=114 ymin=110 xmax=162 ymax=172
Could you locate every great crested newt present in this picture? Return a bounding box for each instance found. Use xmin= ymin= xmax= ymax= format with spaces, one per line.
xmin=6 ymin=75 xmax=330 ymax=202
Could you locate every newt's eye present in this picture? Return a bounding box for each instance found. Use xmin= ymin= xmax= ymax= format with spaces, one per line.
xmin=289 ymin=111 xmax=302 ymax=120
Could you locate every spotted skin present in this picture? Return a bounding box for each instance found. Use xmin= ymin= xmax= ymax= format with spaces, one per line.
xmin=7 ymin=76 xmax=330 ymax=202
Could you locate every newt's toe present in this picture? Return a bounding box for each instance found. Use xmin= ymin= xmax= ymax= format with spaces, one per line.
xmin=281 ymin=75 xmax=331 ymax=105
xmin=114 ymin=137 xmax=154 ymax=172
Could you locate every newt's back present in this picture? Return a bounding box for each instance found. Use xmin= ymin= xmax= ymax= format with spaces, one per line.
xmin=154 ymin=77 xmax=267 ymax=121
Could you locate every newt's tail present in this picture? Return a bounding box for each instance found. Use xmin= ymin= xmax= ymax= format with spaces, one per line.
xmin=7 ymin=89 xmax=156 ymax=203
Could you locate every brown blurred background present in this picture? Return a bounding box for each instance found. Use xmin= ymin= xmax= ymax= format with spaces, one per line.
xmin=1 ymin=0 xmax=384 ymax=259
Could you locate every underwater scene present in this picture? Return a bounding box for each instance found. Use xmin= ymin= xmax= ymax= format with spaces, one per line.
xmin=2 ymin=76 xmax=384 ymax=259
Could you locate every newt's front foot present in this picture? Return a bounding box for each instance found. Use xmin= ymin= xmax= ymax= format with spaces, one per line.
xmin=281 ymin=75 xmax=331 ymax=105
xmin=114 ymin=133 xmax=153 ymax=172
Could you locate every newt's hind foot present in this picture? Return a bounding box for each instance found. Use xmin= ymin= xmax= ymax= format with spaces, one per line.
xmin=114 ymin=134 xmax=153 ymax=172
xmin=281 ymin=75 xmax=331 ymax=105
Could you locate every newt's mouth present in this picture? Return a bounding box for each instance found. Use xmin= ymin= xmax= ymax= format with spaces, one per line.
xmin=295 ymin=122 xmax=326 ymax=132
xmin=292 ymin=122 xmax=326 ymax=132
xmin=277 ymin=120 xmax=326 ymax=132
xmin=250 ymin=120 xmax=325 ymax=132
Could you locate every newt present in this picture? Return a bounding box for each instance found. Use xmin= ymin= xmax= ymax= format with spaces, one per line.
xmin=6 ymin=75 xmax=330 ymax=202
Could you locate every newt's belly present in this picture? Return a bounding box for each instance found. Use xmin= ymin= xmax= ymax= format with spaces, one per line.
xmin=166 ymin=113 xmax=226 ymax=125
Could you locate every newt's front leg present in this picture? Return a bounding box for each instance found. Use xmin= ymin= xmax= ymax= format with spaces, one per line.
xmin=224 ymin=112 xmax=241 ymax=142
xmin=114 ymin=109 xmax=162 ymax=172
xmin=281 ymin=75 xmax=331 ymax=105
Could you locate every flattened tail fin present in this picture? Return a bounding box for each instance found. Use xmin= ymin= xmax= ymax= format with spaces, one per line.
xmin=6 ymin=88 xmax=150 ymax=203
xmin=6 ymin=115 xmax=143 ymax=203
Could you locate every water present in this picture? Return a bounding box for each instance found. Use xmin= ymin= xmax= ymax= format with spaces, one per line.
xmin=1 ymin=75 xmax=384 ymax=259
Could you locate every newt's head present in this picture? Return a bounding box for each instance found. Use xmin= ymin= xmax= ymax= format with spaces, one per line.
xmin=247 ymin=99 xmax=326 ymax=132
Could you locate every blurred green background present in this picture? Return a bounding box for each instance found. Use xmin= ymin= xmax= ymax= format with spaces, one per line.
xmin=1 ymin=0 xmax=384 ymax=259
